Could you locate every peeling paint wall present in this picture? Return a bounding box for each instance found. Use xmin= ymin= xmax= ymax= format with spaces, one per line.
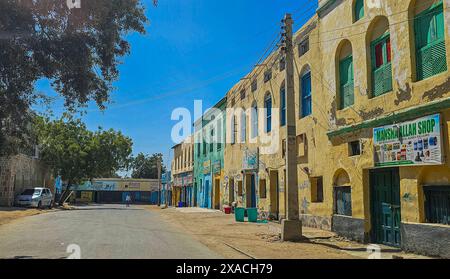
xmin=220 ymin=0 xmax=450 ymax=252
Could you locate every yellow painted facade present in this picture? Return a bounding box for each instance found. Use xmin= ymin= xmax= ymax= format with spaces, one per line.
xmin=222 ymin=0 xmax=450 ymax=254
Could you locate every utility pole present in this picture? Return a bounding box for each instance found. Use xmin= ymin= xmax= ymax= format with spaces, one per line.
xmin=281 ymin=13 xmax=302 ymax=241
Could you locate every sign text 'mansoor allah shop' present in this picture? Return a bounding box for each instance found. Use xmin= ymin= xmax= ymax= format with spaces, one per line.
xmin=373 ymin=114 xmax=443 ymax=167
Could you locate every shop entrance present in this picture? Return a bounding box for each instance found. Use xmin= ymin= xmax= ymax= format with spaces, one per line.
xmin=214 ymin=178 xmax=221 ymax=210
xmin=269 ymin=170 xmax=279 ymax=219
xmin=245 ymin=173 xmax=257 ymax=208
xmin=370 ymin=168 xmax=401 ymax=247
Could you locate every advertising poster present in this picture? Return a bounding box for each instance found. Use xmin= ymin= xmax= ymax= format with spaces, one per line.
xmin=373 ymin=114 xmax=443 ymax=167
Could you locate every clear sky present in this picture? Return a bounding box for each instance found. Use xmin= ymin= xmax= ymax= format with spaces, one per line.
xmin=35 ymin=0 xmax=318 ymax=169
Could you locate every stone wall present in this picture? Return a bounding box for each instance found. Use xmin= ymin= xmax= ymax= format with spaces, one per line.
xmin=401 ymin=222 xmax=450 ymax=259
xmin=0 ymin=154 xmax=53 ymax=206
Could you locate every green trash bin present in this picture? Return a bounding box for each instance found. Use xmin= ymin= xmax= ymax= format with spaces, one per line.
xmin=234 ymin=207 xmax=245 ymax=222
xmin=247 ymin=208 xmax=258 ymax=223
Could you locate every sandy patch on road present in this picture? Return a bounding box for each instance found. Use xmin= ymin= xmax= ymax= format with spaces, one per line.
xmin=144 ymin=206 xmax=432 ymax=259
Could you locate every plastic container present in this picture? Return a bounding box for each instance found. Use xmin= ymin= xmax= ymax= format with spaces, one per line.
xmin=247 ymin=208 xmax=258 ymax=223
xmin=224 ymin=206 xmax=231 ymax=214
xmin=178 ymin=201 xmax=184 ymax=208
xmin=234 ymin=207 xmax=245 ymax=222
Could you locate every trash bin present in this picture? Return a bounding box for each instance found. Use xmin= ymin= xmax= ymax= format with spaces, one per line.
xmin=234 ymin=207 xmax=245 ymax=222
xmin=178 ymin=201 xmax=184 ymax=208
xmin=247 ymin=208 xmax=258 ymax=223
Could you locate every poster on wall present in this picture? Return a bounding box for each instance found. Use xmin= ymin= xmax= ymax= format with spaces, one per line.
xmin=373 ymin=114 xmax=443 ymax=167
xmin=242 ymin=148 xmax=258 ymax=170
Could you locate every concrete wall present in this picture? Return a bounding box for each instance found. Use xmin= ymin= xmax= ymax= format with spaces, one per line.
xmin=0 ymin=154 xmax=53 ymax=206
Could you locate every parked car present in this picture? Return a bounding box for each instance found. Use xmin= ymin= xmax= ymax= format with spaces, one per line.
xmin=15 ymin=188 xmax=54 ymax=209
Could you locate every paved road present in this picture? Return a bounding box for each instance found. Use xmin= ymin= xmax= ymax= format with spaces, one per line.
xmin=0 ymin=204 xmax=221 ymax=259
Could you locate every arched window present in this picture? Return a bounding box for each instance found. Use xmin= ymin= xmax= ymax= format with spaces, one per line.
xmin=280 ymin=83 xmax=286 ymax=126
xmin=337 ymin=40 xmax=354 ymax=109
xmin=368 ymin=17 xmax=392 ymax=97
xmin=264 ymin=93 xmax=272 ymax=133
xmin=300 ymin=69 xmax=312 ymax=118
xmin=413 ymin=1 xmax=447 ymax=81
xmin=251 ymin=102 xmax=258 ymax=139
xmin=354 ymin=0 xmax=364 ymax=23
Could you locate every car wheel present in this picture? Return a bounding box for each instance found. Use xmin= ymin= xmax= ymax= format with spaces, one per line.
xmin=37 ymin=201 xmax=42 ymax=209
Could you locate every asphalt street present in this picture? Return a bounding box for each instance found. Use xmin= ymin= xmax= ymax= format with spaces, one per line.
xmin=0 ymin=204 xmax=221 ymax=259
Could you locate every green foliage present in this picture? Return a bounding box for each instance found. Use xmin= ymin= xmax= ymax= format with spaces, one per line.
xmin=0 ymin=0 xmax=149 ymax=154
xmin=35 ymin=115 xmax=133 ymax=184
xmin=131 ymin=153 xmax=166 ymax=179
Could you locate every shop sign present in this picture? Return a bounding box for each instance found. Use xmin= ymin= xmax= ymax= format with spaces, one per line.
xmin=373 ymin=114 xmax=443 ymax=167
xmin=213 ymin=160 xmax=221 ymax=174
xmin=183 ymin=173 xmax=193 ymax=185
xmin=242 ymin=148 xmax=258 ymax=170
xmin=203 ymin=160 xmax=211 ymax=174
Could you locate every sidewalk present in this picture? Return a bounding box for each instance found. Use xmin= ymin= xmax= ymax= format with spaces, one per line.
xmin=146 ymin=206 xmax=432 ymax=259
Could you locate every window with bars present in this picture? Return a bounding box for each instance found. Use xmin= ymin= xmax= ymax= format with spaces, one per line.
xmin=339 ymin=55 xmax=354 ymax=109
xmin=354 ymin=0 xmax=364 ymax=22
xmin=371 ymin=34 xmax=392 ymax=97
xmin=301 ymin=72 xmax=312 ymax=117
xmin=334 ymin=186 xmax=352 ymax=216
xmin=424 ymin=186 xmax=450 ymax=225
xmin=415 ymin=1 xmax=447 ymax=81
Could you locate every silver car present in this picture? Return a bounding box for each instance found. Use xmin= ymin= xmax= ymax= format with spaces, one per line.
xmin=15 ymin=188 xmax=54 ymax=209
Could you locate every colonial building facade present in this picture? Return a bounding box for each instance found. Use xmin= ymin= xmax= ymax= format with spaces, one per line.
xmin=171 ymin=135 xmax=194 ymax=207
xmin=220 ymin=0 xmax=450 ymax=258
xmin=193 ymin=97 xmax=227 ymax=209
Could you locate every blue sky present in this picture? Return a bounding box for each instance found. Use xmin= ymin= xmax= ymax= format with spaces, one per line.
xmin=35 ymin=0 xmax=317 ymax=169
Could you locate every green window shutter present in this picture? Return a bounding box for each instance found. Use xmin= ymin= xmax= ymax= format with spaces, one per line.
xmin=415 ymin=2 xmax=447 ymax=81
xmin=371 ymin=35 xmax=393 ymax=97
xmin=339 ymin=56 xmax=354 ymax=109
xmin=355 ymin=0 xmax=364 ymax=22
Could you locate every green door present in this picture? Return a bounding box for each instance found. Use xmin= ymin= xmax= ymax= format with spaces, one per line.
xmin=370 ymin=168 xmax=401 ymax=246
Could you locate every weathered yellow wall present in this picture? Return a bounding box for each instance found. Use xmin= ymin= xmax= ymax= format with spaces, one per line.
xmin=222 ymin=0 xmax=450 ymax=232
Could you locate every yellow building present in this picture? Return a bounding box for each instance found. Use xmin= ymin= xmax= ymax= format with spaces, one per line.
xmin=223 ymin=0 xmax=450 ymax=257
xmin=171 ymin=135 xmax=194 ymax=207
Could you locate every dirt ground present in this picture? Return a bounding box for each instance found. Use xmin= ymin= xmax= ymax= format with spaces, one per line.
xmin=146 ymin=206 xmax=432 ymax=259
xmin=0 ymin=207 xmax=62 ymax=227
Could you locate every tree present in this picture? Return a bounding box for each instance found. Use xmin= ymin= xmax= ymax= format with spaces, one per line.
xmin=0 ymin=0 xmax=151 ymax=155
xmin=35 ymin=115 xmax=133 ymax=187
xmin=131 ymin=153 xmax=166 ymax=179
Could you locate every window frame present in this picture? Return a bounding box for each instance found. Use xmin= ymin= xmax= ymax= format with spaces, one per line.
xmin=334 ymin=186 xmax=352 ymax=216
xmin=280 ymin=86 xmax=286 ymax=126
xmin=339 ymin=54 xmax=355 ymax=110
xmin=265 ymin=94 xmax=272 ymax=133
xmin=354 ymin=0 xmax=364 ymax=23
xmin=301 ymin=71 xmax=312 ymax=118
xmin=370 ymin=33 xmax=393 ymax=97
